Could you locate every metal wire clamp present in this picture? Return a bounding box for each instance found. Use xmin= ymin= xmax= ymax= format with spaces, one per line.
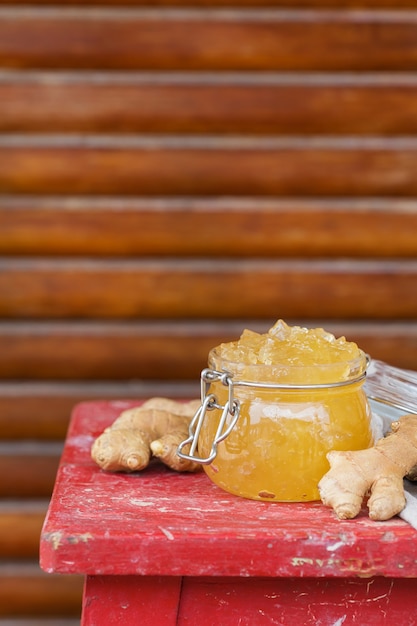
xmin=177 ymin=359 xmax=370 ymax=465
xmin=177 ymin=368 xmax=241 ymax=465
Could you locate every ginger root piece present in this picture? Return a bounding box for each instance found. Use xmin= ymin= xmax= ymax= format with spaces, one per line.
xmin=318 ymin=414 xmax=417 ymax=521
xmin=91 ymin=398 xmax=201 ymax=473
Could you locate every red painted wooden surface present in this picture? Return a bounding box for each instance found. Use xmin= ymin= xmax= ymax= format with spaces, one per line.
xmin=40 ymin=400 xmax=417 ymax=579
xmin=40 ymin=401 xmax=417 ymax=625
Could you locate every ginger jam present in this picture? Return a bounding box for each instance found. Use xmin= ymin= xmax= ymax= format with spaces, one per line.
xmin=195 ymin=320 xmax=373 ymax=502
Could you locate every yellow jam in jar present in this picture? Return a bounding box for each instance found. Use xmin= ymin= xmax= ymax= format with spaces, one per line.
xmin=197 ymin=320 xmax=373 ymax=502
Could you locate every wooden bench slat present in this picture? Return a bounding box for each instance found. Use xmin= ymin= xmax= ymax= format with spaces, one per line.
xmin=0 ymin=616 xmax=81 ymax=626
xmin=1 ymin=8 xmax=417 ymax=71
xmin=2 ymin=72 xmax=417 ymax=135
xmin=2 ymin=137 xmax=417 ymax=196
xmin=0 ymin=443 xmax=62 ymax=497
xmin=1 ymin=258 xmax=416 ymax=319
xmin=0 ymin=381 xmax=199 ymax=439
xmin=1 ymin=196 xmax=416 ymax=257
xmin=0 ymin=501 xmax=49 ymax=558
xmin=0 ymin=321 xmax=416 ymax=379
xmin=0 ymin=562 xmax=82 ymax=617
xmin=2 ymin=1 xmax=417 ymax=7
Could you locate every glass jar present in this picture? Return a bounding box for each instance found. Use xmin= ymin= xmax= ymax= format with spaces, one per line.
xmin=178 ymin=348 xmax=373 ymax=502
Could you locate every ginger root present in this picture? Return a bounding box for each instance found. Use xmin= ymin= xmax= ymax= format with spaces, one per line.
xmin=318 ymin=414 xmax=417 ymax=521
xmin=91 ymin=397 xmax=201 ymax=473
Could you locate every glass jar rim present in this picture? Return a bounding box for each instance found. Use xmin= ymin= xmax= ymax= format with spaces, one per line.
xmin=208 ymin=348 xmax=369 ymax=389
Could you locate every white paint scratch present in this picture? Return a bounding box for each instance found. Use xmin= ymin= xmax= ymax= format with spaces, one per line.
xmin=159 ymin=526 xmax=174 ymax=540
xmin=326 ymin=540 xmax=345 ymax=552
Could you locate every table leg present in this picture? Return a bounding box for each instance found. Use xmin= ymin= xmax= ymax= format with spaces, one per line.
xmin=81 ymin=574 xmax=182 ymax=625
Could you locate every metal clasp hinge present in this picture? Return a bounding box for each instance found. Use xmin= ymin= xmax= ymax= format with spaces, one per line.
xmin=177 ymin=368 xmax=240 ymax=465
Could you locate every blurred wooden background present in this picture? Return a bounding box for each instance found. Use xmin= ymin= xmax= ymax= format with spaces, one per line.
xmin=1 ymin=0 xmax=417 ymax=622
